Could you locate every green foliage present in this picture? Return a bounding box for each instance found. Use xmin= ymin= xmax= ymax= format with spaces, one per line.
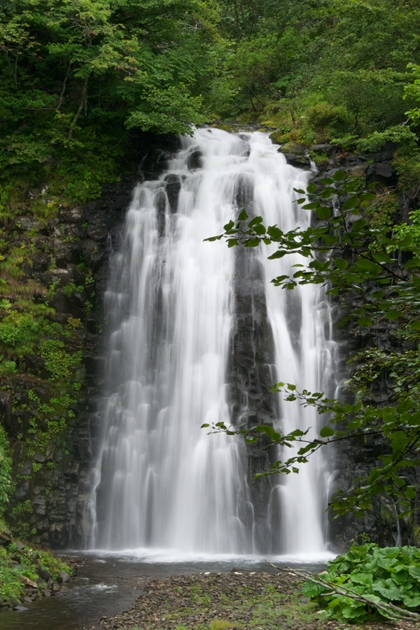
xmin=0 ymin=542 xmax=71 ymax=604
xmin=0 ymin=426 xmax=12 ymax=518
xmin=214 ymin=0 xmax=420 ymax=146
xmin=404 ymin=63 xmax=420 ymax=123
xmin=304 ymin=543 xmax=420 ymax=622
xmin=0 ymin=309 xmax=83 ymax=379
xmin=393 ymin=148 xmax=420 ymax=194
xmin=0 ymin=0 xmax=219 ymax=203
xmin=357 ymin=126 xmax=418 ymax=153
xmin=39 ymin=339 xmax=82 ymax=381
xmin=0 ymin=360 xmax=17 ymax=376
xmin=393 ymin=209 xmax=420 ymax=249
xmin=0 ymin=311 xmax=44 ymax=357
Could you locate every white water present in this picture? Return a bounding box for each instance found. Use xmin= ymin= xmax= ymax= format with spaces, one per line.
xmin=88 ymin=128 xmax=337 ymax=557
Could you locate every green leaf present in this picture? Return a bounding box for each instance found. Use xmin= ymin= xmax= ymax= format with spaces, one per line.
xmin=352 ymin=218 xmax=367 ymax=230
xmin=405 ymin=486 xmax=417 ymax=500
xmin=408 ymin=566 xmax=420 ymax=581
xmin=302 ymin=202 xmax=320 ymax=210
xmin=302 ymin=580 xmax=326 ymax=598
xmin=358 ymin=317 xmax=373 ymax=327
xmin=343 ymin=197 xmax=359 ymax=210
xmin=244 ymin=238 xmax=261 ymax=247
xmin=402 ymin=594 xmax=420 ymax=608
xmin=248 ymin=216 xmax=264 ymax=228
xmin=316 ymin=206 xmax=331 ymax=219
xmin=372 ymin=579 xmax=402 ymax=601
xmin=253 ymin=224 xmax=267 ymax=235
xmin=238 ymin=210 xmax=248 ymax=221
xmin=204 ymin=235 xmax=222 ymax=242
xmin=333 ymin=169 xmax=346 ymax=181
xmin=335 ymin=258 xmax=348 ymax=270
xmin=320 ymin=426 xmax=335 ymax=438
xmin=267 ymin=226 xmax=283 ymax=240
xmin=397 ymin=399 xmax=412 ymax=413
xmin=355 ymin=259 xmax=381 ymax=274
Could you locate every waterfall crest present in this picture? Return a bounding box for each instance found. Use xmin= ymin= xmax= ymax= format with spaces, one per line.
xmin=88 ymin=128 xmax=337 ymax=556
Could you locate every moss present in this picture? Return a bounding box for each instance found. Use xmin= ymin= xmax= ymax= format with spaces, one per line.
xmin=0 ymin=538 xmax=72 ymax=605
xmin=309 ymin=151 xmax=330 ymax=167
xmin=0 ymin=199 xmax=90 ymax=540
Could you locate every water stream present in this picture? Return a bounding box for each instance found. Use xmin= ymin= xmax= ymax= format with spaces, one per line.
xmin=87 ymin=128 xmax=337 ymax=557
xmin=0 ymin=553 xmax=331 ymax=630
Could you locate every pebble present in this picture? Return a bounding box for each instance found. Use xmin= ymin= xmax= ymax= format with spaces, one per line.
xmin=79 ymin=572 xmax=420 ymax=630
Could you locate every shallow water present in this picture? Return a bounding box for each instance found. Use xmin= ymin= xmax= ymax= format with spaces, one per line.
xmin=0 ymin=551 xmax=333 ymax=630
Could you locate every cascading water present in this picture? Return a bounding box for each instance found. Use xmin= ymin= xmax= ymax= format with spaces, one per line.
xmin=88 ymin=128 xmax=337 ymax=557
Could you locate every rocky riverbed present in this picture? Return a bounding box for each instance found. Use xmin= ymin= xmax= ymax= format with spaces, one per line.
xmin=80 ymin=570 xmax=418 ymax=630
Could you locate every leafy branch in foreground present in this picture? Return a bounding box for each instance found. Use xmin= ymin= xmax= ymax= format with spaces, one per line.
xmin=203 ymin=384 xmax=420 ymax=519
xmin=206 ymin=168 xmax=420 ymax=330
xmin=270 ymin=543 xmax=420 ymax=623
xmin=205 ymin=167 xmax=420 ymax=522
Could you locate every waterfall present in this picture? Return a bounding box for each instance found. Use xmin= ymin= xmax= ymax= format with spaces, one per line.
xmin=88 ymin=128 xmax=337 ymax=557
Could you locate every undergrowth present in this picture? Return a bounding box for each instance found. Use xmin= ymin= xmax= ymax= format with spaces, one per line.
xmin=304 ymin=543 xmax=420 ymax=622
xmin=0 ymin=539 xmax=71 ymax=604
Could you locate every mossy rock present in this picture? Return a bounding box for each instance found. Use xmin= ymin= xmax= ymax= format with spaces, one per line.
xmin=279 ymin=141 xmax=309 ymax=155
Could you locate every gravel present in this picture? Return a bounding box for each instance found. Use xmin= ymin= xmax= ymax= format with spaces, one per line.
xmin=80 ymin=570 xmax=419 ymax=630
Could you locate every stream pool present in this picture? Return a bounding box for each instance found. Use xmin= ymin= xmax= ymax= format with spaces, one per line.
xmin=0 ymin=551 xmax=333 ymax=630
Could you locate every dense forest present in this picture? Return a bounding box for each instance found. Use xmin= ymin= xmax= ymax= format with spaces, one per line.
xmin=2 ymin=0 xmax=420 ymax=203
xmin=2 ymin=0 xmax=420 ymax=586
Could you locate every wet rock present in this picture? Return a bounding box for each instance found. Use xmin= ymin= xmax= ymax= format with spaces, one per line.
xmin=165 ymin=174 xmax=182 ymax=214
xmin=187 ymin=149 xmax=202 ymax=170
xmin=82 ymin=239 xmax=105 ymax=266
xmin=311 ymin=143 xmax=337 ymax=155
xmin=366 ymin=161 xmax=396 ymax=185
xmin=17 ymin=216 xmax=41 ymax=231
xmin=60 ymin=206 xmax=84 ymax=224
xmin=0 ymin=391 xmax=12 ymax=428
xmin=281 ymin=152 xmax=311 ymax=169
xmin=38 ymin=568 xmax=52 ymax=582
xmin=31 ymin=251 xmax=49 ymax=272
xmin=154 ymin=188 xmax=167 ymax=236
xmin=22 ymin=575 xmax=38 ymax=588
xmin=15 ymin=481 xmax=29 ymax=500
xmin=87 ymin=221 xmax=109 ymax=242
xmin=55 ymin=243 xmax=80 ymax=267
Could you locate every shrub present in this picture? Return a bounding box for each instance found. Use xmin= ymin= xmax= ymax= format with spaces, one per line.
xmin=303 ymin=543 xmax=420 ymax=622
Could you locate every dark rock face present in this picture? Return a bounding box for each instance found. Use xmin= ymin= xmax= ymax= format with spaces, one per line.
xmin=164 ymin=174 xmax=182 ymax=213
xmin=280 ymin=140 xmax=417 ymax=550
xmin=226 ymin=177 xmax=279 ymax=553
xmin=3 ymin=178 xmax=136 ymax=547
xmin=187 ymin=149 xmax=203 ymax=171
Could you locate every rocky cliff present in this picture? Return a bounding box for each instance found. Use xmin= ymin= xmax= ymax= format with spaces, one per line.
xmin=1 ymin=129 xmax=416 ymax=549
